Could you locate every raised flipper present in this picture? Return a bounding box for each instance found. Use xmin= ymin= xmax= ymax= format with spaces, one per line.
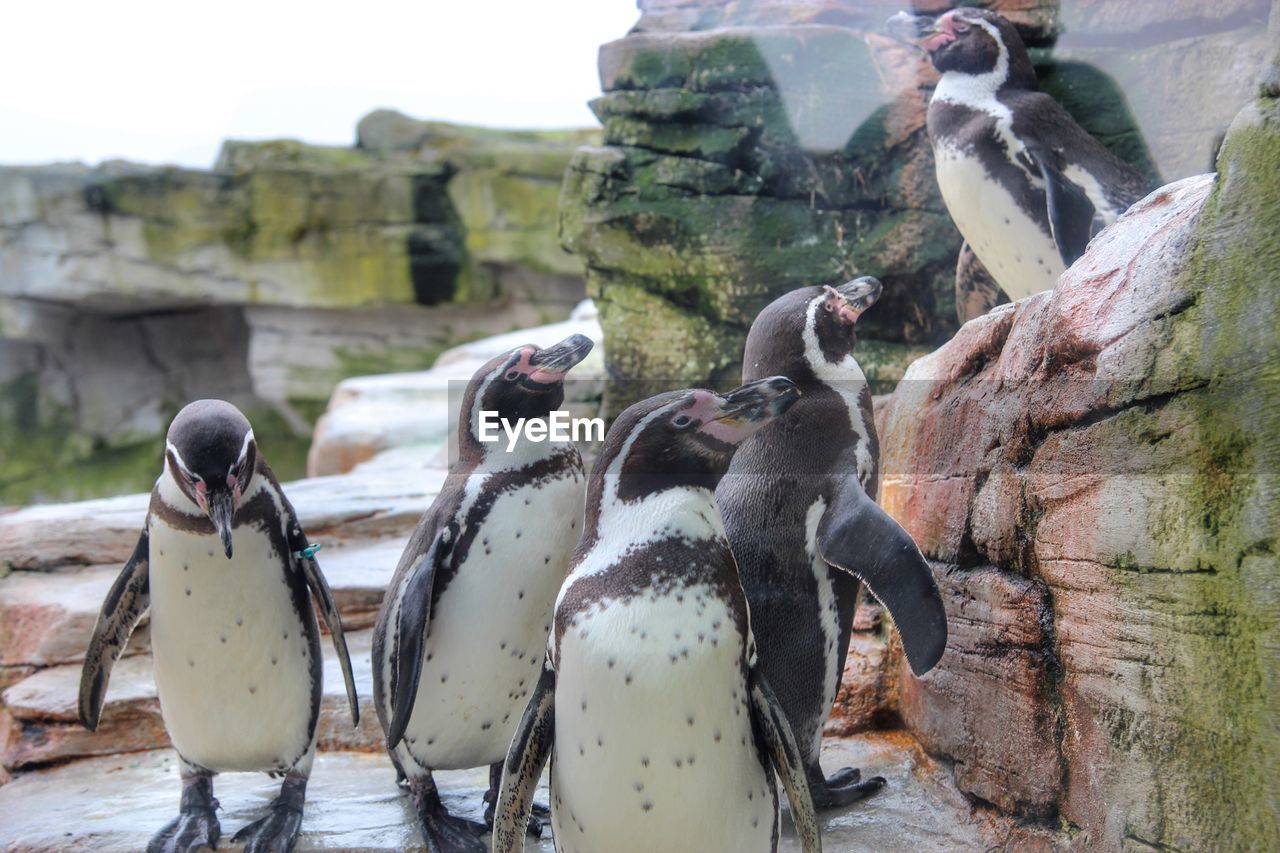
xmin=817 ymin=478 xmax=947 ymax=676
xmin=287 ymin=517 xmax=359 ymax=726
xmin=386 ymin=524 xmax=455 ymax=749
xmin=79 ymin=529 xmax=150 ymax=731
xmin=492 ymin=661 xmax=556 ymax=853
xmin=748 ymin=669 xmax=822 ymax=853
xmin=1024 ymin=144 xmax=1096 ymax=267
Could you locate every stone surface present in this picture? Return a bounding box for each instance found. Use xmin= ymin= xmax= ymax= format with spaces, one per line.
xmin=0 ymin=117 xmax=594 ymax=506
xmin=566 ymin=0 xmax=1268 ymax=415
xmin=0 ymin=733 xmax=1026 ymax=852
xmin=307 ymin=301 xmax=605 ymax=477
xmin=873 ymin=50 xmax=1280 ymax=845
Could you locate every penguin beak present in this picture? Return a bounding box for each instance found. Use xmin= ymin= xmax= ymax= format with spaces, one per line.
xmin=207 ymin=491 xmax=236 ymax=559
xmin=528 ymin=334 xmax=594 ymax=383
xmin=707 ymin=377 xmax=801 ymax=441
xmin=884 ymin=12 xmax=949 ymax=50
xmin=827 ymin=276 xmax=883 ymax=324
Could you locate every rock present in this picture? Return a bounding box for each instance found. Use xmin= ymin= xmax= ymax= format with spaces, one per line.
xmin=897 ymin=565 xmax=1061 ymax=816
xmin=1 ymin=630 xmax=381 ymax=770
xmin=0 ymin=118 xmax=594 ymax=505
xmin=563 ymin=19 xmax=960 ymax=415
xmin=573 ymin=1 xmax=1270 ymax=415
xmin=0 ymin=567 xmax=150 ymax=668
xmin=873 ymin=53 xmax=1280 ymax=846
xmin=0 ymin=733 xmax=1029 ymax=852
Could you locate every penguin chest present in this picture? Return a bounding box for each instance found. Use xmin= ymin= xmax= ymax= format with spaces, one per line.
xmin=148 ymin=519 xmax=316 ymax=773
xmin=550 ymin=587 xmax=777 ymax=853
xmin=396 ymin=472 xmax=583 ymax=770
xmin=934 ymin=144 xmax=1063 ymax=301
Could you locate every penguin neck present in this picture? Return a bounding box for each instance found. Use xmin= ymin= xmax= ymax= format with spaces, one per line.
xmin=576 ymin=476 xmax=724 ymax=573
xmin=934 ymin=31 xmax=1011 ymax=113
xmin=801 ymin=298 xmax=869 ymax=389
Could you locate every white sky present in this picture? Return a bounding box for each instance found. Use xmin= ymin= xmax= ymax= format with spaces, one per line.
xmin=1 ymin=0 xmax=639 ymax=168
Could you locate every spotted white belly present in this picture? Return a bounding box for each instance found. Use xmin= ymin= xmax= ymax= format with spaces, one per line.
xmin=391 ymin=473 xmax=584 ymax=770
xmin=148 ymin=519 xmax=314 ymax=773
xmin=935 ymin=147 xmax=1063 ymax=301
xmin=551 ymin=587 xmax=777 ymax=853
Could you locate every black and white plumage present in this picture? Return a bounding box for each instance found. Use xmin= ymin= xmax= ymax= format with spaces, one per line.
xmin=888 ymin=8 xmax=1149 ymax=305
xmin=493 ymin=379 xmax=822 ymax=853
xmin=716 ymin=279 xmax=947 ymax=810
xmin=370 ymin=334 xmax=593 ymax=853
xmin=78 ymin=399 xmax=359 ymax=853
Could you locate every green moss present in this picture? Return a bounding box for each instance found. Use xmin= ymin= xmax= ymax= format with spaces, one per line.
xmin=1124 ymin=86 xmax=1280 ymax=848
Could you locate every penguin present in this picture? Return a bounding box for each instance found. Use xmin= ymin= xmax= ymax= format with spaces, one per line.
xmin=715 ymin=278 xmax=948 ymax=810
xmin=371 ymin=333 xmax=594 ymax=853
xmin=78 ymin=399 xmax=359 ymax=853
xmin=886 ymin=7 xmax=1149 ymax=305
xmin=492 ymin=377 xmax=823 ymax=853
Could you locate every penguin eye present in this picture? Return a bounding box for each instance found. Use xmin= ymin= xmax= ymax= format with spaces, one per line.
xmin=504 ymin=369 xmax=520 ymax=381
xmin=954 ymin=21 xmax=970 ymax=33
xmin=823 ymin=301 xmax=835 ymax=313
xmin=672 ymin=414 xmax=694 ymax=429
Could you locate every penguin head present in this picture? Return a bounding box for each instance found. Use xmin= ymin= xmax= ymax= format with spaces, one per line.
xmin=742 ymin=277 xmax=881 ymax=384
xmin=459 ymin=333 xmax=595 ymax=450
xmin=885 ymin=8 xmax=1035 ymax=87
xmin=596 ymin=377 xmax=800 ymax=502
xmin=165 ymin=399 xmax=257 ymax=559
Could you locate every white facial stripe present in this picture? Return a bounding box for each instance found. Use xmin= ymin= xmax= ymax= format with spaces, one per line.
xmin=165 ymin=441 xmax=197 ymax=480
xmin=466 ymin=359 xmax=510 ymax=447
xmin=801 ymin=295 xmax=875 ymax=482
xmin=235 ymin=429 xmax=255 ymax=467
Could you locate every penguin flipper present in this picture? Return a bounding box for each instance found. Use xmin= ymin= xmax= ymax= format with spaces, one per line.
xmin=817 ymin=479 xmax=947 ymax=676
xmin=748 ymin=670 xmax=822 ymax=853
xmin=386 ymin=524 xmax=454 ymax=750
xmin=1025 ymin=144 xmax=1096 ymax=267
xmin=290 ymin=525 xmax=360 ymax=727
xmin=493 ymin=660 xmax=556 ymax=853
xmin=78 ymin=529 xmax=150 ymax=731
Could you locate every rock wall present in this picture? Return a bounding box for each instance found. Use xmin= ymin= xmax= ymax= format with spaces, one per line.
xmin=0 ymin=116 xmax=596 ymax=504
xmin=563 ymin=0 xmax=1269 ymax=415
xmin=871 ymin=29 xmax=1280 ymax=847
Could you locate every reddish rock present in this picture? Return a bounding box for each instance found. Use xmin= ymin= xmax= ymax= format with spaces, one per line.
xmin=826 ymin=632 xmax=899 ymax=736
xmin=897 ymin=564 xmax=1061 ymax=815
xmin=876 ymin=116 xmax=1280 ymax=851
xmin=0 ymin=567 xmax=150 ymax=668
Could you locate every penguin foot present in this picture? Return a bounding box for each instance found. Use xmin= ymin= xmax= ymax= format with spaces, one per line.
xmin=413 ymin=776 xmax=487 ymax=853
xmin=812 ymin=766 xmax=887 ymax=810
xmin=146 ymin=807 xmax=221 ymax=853
xmin=148 ymin=771 xmax=221 ymax=853
xmin=231 ymin=802 xmax=304 ymax=853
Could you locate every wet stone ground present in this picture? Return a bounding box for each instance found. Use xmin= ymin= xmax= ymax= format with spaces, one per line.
xmin=0 ymin=732 xmax=1011 ymax=851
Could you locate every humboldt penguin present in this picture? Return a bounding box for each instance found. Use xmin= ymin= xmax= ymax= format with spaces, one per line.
xmin=716 ymin=278 xmax=947 ymax=809
xmin=493 ymin=378 xmax=824 ymax=853
xmin=887 ymin=7 xmax=1148 ymax=305
xmin=371 ymin=333 xmax=593 ymax=852
xmin=79 ymin=399 xmax=360 ymax=853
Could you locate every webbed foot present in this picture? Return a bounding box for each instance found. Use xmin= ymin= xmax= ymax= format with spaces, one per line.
xmin=414 ymin=775 xmax=487 ymax=853
xmin=231 ymin=770 xmax=307 ymax=853
xmin=810 ymin=764 xmax=886 ymax=809
xmin=146 ymin=773 xmax=220 ymax=853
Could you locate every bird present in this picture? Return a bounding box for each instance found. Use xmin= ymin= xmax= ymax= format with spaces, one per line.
xmin=370 ymin=333 xmax=594 ymax=853
xmin=887 ymin=7 xmax=1150 ymax=312
xmin=79 ymin=399 xmax=359 ymax=853
xmin=717 ymin=278 xmax=948 ymax=809
xmin=492 ymin=377 xmax=823 ymax=853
